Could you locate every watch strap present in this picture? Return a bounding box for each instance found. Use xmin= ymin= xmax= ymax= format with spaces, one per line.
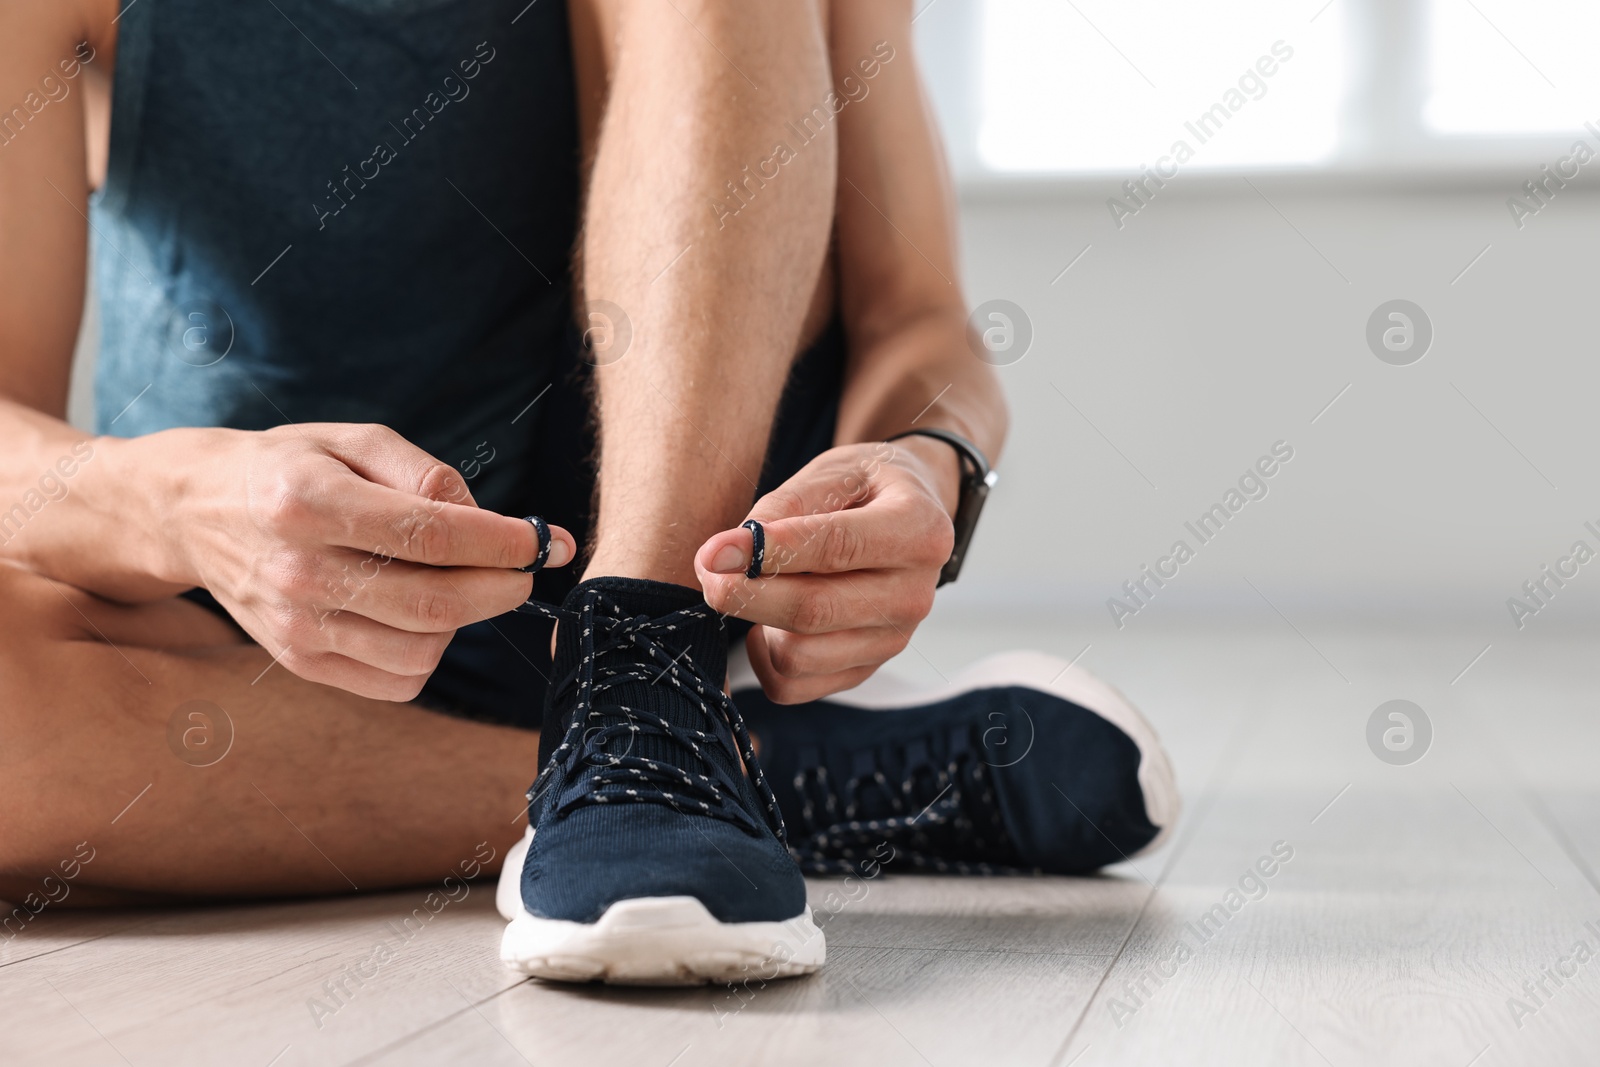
xmin=886 ymin=428 xmax=997 ymax=586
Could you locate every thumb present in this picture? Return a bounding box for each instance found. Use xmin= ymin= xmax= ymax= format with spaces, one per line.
xmin=696 ymin=450 xmax=883 ymax=577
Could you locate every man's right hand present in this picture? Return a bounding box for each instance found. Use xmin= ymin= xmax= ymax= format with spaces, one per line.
xmin=149 ymin=423 xmax=573 ymax=701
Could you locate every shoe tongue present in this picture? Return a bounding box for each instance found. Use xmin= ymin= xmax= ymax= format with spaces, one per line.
xmin=543 ymin=577 xmax=732 ymax=768
xmin=561 ymin=575 xmax=703 ymax=617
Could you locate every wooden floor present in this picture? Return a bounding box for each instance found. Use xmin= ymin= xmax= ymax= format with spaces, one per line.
xmin=5 ymin=614 xmax=1600 ymax=1067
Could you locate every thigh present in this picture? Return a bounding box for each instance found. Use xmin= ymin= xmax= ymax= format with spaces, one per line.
xmin=0 ymin=563 xmax=538 ymax=906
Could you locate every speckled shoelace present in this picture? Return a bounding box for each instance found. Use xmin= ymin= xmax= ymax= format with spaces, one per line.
xmin=516 ymin=592 xmax=787 ymax=841
xmin=520 ymin=515 xmax=552 ymax=572
xmin=785 ymin=733 xmax=1031 ymax=876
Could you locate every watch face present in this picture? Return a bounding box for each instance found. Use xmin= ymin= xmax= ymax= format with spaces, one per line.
xmin=888 ymin=431 xmax=992 ymax=586
xmin=944 ymin=472 xmax=990 ymax=587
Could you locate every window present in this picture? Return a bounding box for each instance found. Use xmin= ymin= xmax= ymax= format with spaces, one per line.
xmin=976 ymin=0 xmax=1346 ymax=172
xmin=913 ymin=0 xmax=1600 ymax=179
xmin=1425 ymin=0 xmax=1600 ymax=135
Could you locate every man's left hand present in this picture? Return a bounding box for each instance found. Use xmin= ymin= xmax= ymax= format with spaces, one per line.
xmin=695 ymin=440 xmax=957 ymax=704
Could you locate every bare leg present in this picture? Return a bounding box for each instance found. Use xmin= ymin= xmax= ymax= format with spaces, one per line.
xmin=577 ymin=0 xmax=837 ymax=586
xmin=0 ymin=562 xmax=537 ymax=904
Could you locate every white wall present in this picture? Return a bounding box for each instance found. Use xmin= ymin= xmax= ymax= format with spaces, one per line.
xmin=949 ymin=180 xmax=1600 ymax=632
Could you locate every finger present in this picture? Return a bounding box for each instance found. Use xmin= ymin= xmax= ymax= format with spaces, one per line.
xmin=311 ymin=610 xmax=456 ymax=678
xmin=329 ymin=560 xmax=536 ymax=634
xmin=305 ymin=475 xmax=575 ymax=570
xmin=692 ymin=453 xmax=879 ymax=577
xmin=313 ymin=423 xmax=481 ymax=508
xmin=760 ymin=625 xmax=909 ymax=679
xmin=701 ymin=569 xmax=934 ymax=635
xmin=276 ymin=645 xmax=434 ymax=703
xmin=743 ymin=445 xmax=896 ymax=521
xmin=698 ymin=496 xmax=950 ymax=580
xmin=746 ymin=627 xmax=878 ymax=705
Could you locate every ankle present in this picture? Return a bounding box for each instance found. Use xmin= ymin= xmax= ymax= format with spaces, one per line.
xmin=580 ymin=549 xmax=703 ymax=591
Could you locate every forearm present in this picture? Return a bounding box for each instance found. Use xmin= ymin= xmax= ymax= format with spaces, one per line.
xmin=0 ymin=398 xmax=188 ymax=601
xmin=836 ymin=309 xmax=1006 ymax=458
xmin=834 ymin=312 xmax=1008 ymax=515
xmin=823 ymin=1 xmax=1005 ymax=518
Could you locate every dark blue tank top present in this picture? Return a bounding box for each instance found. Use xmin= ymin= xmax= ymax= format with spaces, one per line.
xmin=91 ymin=0 xmax=578 ymax=514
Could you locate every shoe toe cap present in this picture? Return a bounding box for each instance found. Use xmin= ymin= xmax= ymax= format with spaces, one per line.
xmin=520 ymin=804 xmax=807 ymax=924
xmin=984 ymin=689 xmax=1162 ymax=873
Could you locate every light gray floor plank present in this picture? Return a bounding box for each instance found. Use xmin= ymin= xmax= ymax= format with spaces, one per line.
xmin=1045 ymin=623 xmax=1600 ymax=1067
xmin=1063 ymin=788 xmax=1600 ymax=1066
xmin=813 ymin=873 xmax=1149 ymax=955
xmin=0 ymin=911 xmax=149 ymax=971
xmin=374 ymin=944 xmax=1114 ymax=1067
xmin=0 ymin=873 xmax=1147 ymax=1067
xmin=0 ymin=886 xmax=523 ymax=1067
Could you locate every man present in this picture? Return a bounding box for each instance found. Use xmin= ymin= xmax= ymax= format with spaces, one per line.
xmin=0 ymin=0 xmax=1174 ymax=983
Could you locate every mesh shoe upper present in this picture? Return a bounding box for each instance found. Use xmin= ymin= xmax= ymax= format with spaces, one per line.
xmin=737 ymin=680 xmax=1160 ymax=876
xmin=514 ymin=578 xmax=808 ymax=924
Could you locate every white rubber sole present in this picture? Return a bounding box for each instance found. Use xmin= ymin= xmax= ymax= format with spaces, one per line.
xmin=500 ymin=892 xmax=826 ymax=985
xmin=729 ymin=646 xmax=1181 ymax=857
xmin=496 ymin=826 xmax=534 ymax=922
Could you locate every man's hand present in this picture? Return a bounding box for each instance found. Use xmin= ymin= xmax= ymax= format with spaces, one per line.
xmin=694 ymin=440 xmax=957 ymax=704
xmin=160 ymin=423 xmax=574 ymax=701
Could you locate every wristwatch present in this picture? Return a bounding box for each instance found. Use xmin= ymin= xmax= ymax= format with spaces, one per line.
xmin=886 ymin=428 xmax=998 ymax=586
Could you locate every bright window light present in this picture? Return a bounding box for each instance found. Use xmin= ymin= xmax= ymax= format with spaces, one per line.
xmin=1425 ymin=0 xmax=1600 ymax=134
xmin=977 ymin=0 xmax=1346 ymax=173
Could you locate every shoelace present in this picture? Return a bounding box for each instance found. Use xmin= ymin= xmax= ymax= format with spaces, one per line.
xmin=517 ymin=593 xmax=787 ymax=842
xmin=785 ymin=727 xmax=1033 ymax=876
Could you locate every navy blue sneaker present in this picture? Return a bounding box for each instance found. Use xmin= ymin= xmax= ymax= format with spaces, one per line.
xmin=729 ymin=649 xmax=1178 ymax=876
xmin=499 ymin=578 xmax=824 ymax=984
